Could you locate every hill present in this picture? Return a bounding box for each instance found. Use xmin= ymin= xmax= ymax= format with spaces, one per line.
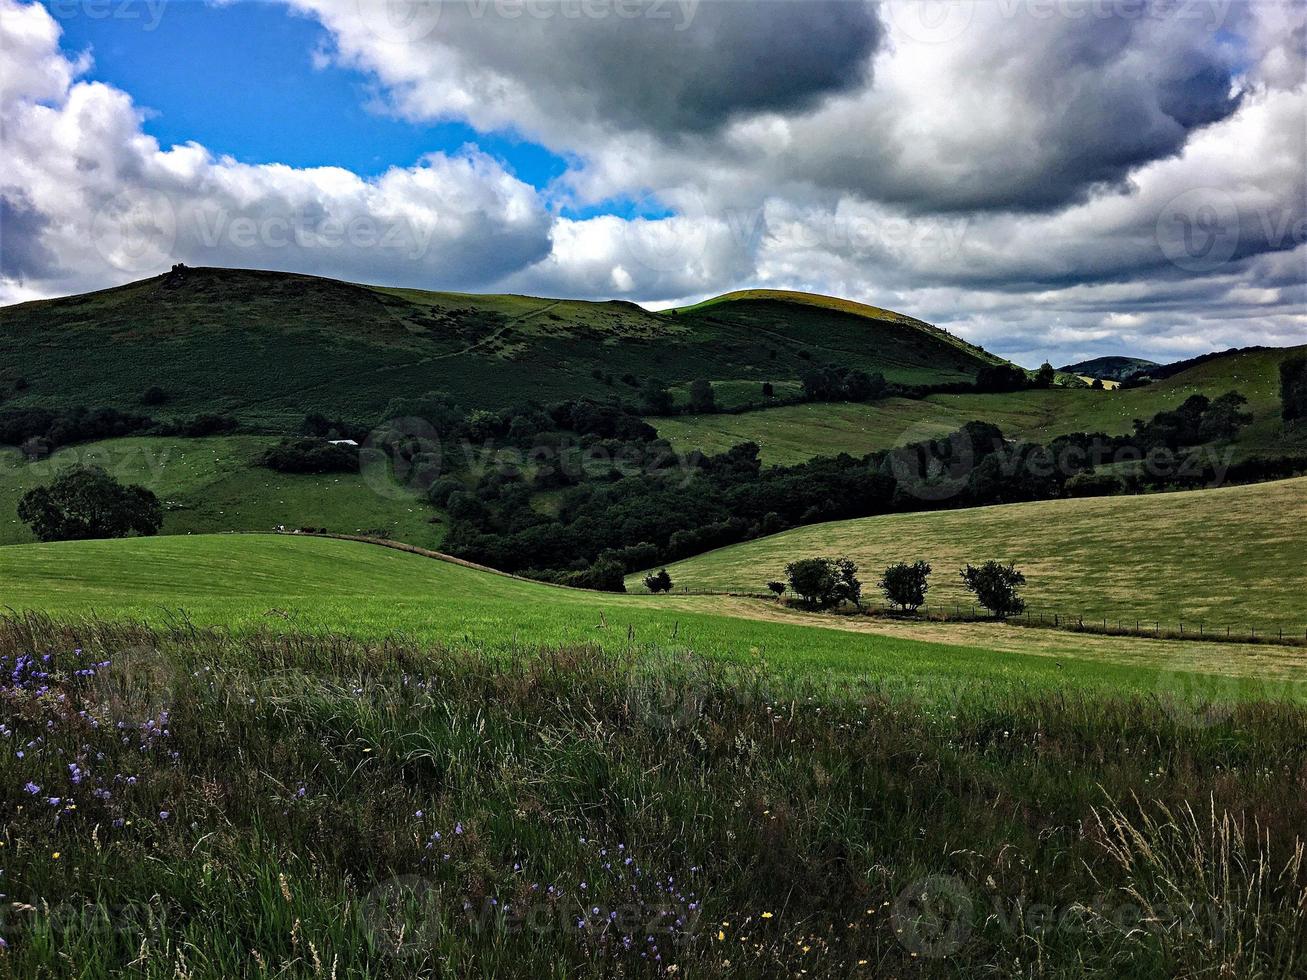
xmin=634 ymin=476 xmax=1307 ymax=633
xmin=1060 ymin=355 xmax=1160 ymax=381
xmin=652 ymin=344 xmax=1307 ymax=464
xmin=0 ymin=267 xmax=998 ymax=428
xmin=0 ymin=436 xmax=442 ymax=547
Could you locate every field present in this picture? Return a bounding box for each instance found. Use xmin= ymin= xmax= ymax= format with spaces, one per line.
xmin=0 ymin=269 xmax=995 ymax=428
xmin=636 ymin=476 xmax=1307 ymax=635
xmin=0 ymin=437 xmax=442 ymax=549
xmin=652 ymin=346 xmax=1306 ymax=464
xmin=1 ymin=533 xmax=1306 ymax=977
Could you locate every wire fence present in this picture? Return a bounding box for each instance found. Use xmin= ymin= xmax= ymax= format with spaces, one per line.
xmin=634 ymin=586 xmax=1307 ymax=647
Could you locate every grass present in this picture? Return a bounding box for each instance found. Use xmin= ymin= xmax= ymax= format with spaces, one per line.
xmin=635 ymin=476 xmax=1307 ymax=636
xmin=1 ymin=616 xmax=1305 ymax=978
xmin=0 ymin=437 xmax=443 ymax=549
xmin=652 ymin=346 xmax=1307 ymax=464
xmin=0 ymin=268 xmax=994 ymax=428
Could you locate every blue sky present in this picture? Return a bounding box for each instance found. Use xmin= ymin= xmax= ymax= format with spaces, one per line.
xmin=52 ymin=1 xmax=568 ymax=184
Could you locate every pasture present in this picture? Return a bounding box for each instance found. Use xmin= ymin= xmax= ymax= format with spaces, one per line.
xmin=652 ymin=346 xmax=1305 ymax=464
xmin=638 ymin=476 xmax=1307 ymax=636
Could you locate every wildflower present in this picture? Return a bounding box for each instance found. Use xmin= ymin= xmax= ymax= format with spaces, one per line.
xmin=51 ymin=852 xmax=61 ymax=860
xmin=23 ymin=782 xmax=39 ymax=795
xmin=760 ymin=911 xmax=773 ymax=919
xmin=159 ymin=811 xmax=170 ymax=821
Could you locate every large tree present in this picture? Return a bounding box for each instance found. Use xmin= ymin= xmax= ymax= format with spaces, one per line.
xmin=18 ymin=467 xmax=163 ymax=542
xmin=1282 ymin=356 xmax=1307 ymax=423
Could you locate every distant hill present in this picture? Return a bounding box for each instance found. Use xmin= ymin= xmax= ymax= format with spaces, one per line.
xmin=1059 ymin=355 xmax=1160 ymax=381
xmin=0 ymin=267 xmax=1001 ymax=428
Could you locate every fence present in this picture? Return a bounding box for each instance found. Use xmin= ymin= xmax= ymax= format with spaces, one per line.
xmin=635 ymin=585 xmax=1307 ymax=648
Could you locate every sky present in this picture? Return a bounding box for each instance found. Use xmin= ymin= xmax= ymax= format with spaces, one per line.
xmin=1 ymin=0 xmax=1304 ymax=366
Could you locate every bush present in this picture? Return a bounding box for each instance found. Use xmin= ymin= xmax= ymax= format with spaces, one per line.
xmin=879 ymin=561 xmax=931 ymax=612
xmin=785 ymin=557 xmax=861 ymax=610
xmin=1065 ymin=471 xmax=1124 ymax=498
xmin=260 ymin=438 xmax=360 ymax=475
xmin=687 ymin=379 xmax=716 ymax=414
xmin=18 ymin=466 xmax=162 ymax=542
xmin=766 ymin=581 xmax=786 ymax=598
xmin=562 ymin=557 xmax=627 ymax=593
xmin=960 ymin=561 xmax=1027 ymax=618
xmin=642 ymin=569 xmax=673 ymax=594
xmin=1280 ymin=356 xmax=1307 ymax=423
xmin=140 ymin=386 xmax=169 ymax=406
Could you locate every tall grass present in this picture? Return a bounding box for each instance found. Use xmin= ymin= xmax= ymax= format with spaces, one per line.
xmin=1 ymin=614 xmax=1303 ymax=978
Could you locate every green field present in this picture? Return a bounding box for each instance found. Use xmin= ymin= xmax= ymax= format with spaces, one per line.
xmin=653 ymin=346 xmax=1306 ymax=464
xmin=638 ymin=476 xmax=1307 ymax=634
xmin=0 ymin=269 xmax=996 ymax=428
xmin=0 ymin=436 xmax=442 ymax=548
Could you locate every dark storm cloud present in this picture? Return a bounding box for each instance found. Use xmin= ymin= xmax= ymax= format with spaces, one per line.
xmin=432 ymin=0 xmax=884 ymax=135
xmin=0 ymin=191 xmax=60 ymax=280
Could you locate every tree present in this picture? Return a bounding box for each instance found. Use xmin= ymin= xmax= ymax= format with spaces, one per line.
xmin=643 ymin=568 xmax=673 ymax=594
xmin=18 ymin=466 xmax=162 ymax=542
xmin=687 ymin=379 xmax=716 ymax=414
xmin=1198 ymin=391 xmax=1253 ymax=442
xmin=1090 ymin=378 xmax=1105 ymax=390
xmin=960 ymin=561 xmax=1026 ymax=618
xmin=766 ymin=580 xmax=786 ymax=599
xmin=1280 ymin=356 xmax=1307 ymax=423
xmin=879 ymin=561 xmax=931 ymax=613
xmin=761 ymin=382 xmax=775 ymax=398
xmin=785 ymin=556 xmax=860 ymax=610
xmin=1035 ymin=363 xmax=1057 ymax=389
xmin=640 ymin=380 xmax=674 ymax=416
xmin=140 ymin=385 xmax=168 ymax=406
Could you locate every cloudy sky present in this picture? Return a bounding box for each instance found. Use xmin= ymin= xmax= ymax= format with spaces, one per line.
xmin=1 ymin=0 xmax=1303 ymax=365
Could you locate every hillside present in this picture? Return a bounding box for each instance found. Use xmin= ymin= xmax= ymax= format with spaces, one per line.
xmin=653 ymin=344 xmax=1307 ymax=464
xmin=0 ymin=436 xmax=442 ymax=547
xmin=0 ymin=267 xmax=997 ymax=428
xmin=1060 ymin=355 xmax=1160 ymax=381
xmin=635 ymin=476 xmax=1307 ymax=633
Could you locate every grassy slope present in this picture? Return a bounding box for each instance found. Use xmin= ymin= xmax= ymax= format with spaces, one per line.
xmin=0 ymin=268 xmax=995 ymax=427
xmin=0 ymin=436 xmax=443 ymax=548
xmin=0 ymin=532 xmax=1294 ymax=698
xmin=652 ymin=345 xmax=1307 ymax=464
xmin=637 ymin=476 xmax=1307 ymax=633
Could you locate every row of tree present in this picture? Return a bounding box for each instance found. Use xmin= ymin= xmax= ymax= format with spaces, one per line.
xmin=773 ymin=557 xmax=1027 ymax=618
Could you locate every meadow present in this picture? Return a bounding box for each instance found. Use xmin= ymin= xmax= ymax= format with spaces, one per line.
xmin=640 ymin=476 xmax=1307 ymax=636
xmin=0 ymin=437 xmax=442 ymax=549
xmin=652 ymin=346 xmax=1306 ymax=464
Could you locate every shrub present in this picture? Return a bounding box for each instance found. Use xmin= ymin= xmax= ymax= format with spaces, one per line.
xmin=260 ymin=438 xmax=360 ymax=475
xmin=687 ymin=379 xmax=716 ymax=414
xmin=879 ymin=561 xmax=931 ymax=612
xmin=18 ymin=466 xmax=162 ymax=542
xmin=1280 ymin=356 xmax=1307 ymax=423
xmin=140 ymin=386 xmax=168 ymax=406
xmin=1065 ymin=471 xmax=1124 ymax=498
xmin=642 ymin=569 xmax=673 ymax=594
xmin=563 ymin=557 xmax=627 ymax=593
xmin=785 ymin=557 xmax=861 ymax=610
xmin=766 ymin=581 xmax=786 ymax=598
xmin=960 ymin=561 xmax=1027 ymax=618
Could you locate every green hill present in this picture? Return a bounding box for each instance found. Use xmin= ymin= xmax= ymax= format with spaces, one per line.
xmin=653 ymin=344 xmax=1307 ymax=464
xmin=1060 ymin=355 xmax=1160 ymax=381
xmin=634 ymin=475 xmax=1307 ymax=633
xmin=0 ymin=435 xmax=442 ymax=547
xmin=0 ymin=267 xmax=997 ymax=428
xmin=1 ymin=531 xmax=1295 ymax=692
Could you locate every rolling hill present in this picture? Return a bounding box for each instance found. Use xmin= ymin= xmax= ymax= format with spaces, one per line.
xmin=2 ymin=531 xmax=1301 ymax=691
xmin=653 ymin=344 xmax=1307 ymax=464
xmin=1060 ymin=355 xmax=1160 ymax=381
xmin=0 ymin=267 xmax=999 ymax=428
xmin=633 ymin=475 xmax=1307 ymax=634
